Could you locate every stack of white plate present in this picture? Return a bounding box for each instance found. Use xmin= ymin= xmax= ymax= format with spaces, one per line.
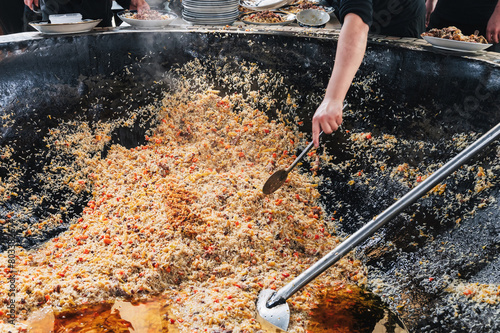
xmin=182 ymin=0 xmax=239 ymax=25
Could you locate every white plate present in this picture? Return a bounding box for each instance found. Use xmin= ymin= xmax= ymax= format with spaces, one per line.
xmin=184 ymin=3 xmax=238 ymax=8
xmin=183 ymin=5 xmax=239 ymax=13
xmin=182 ymin=8 xmax=239 ymax=18
xmin=296 ymin=8 xmax=329 ymax=27
xmin=184 ymin=0 xmax=237 ymax=4
xmin=29 ymin=19 xmax=101 ymax=35
xmin=184 ymin=0 xmax=236 ymax=3
xmin=182 ymin=17 xmax=236 ymax=25
xmin=240 ymin=0 xmax=292 ymax=11
xmin=118 ymin=10 xmax=178 ymax=28
xmin=182 ymin=13 xmax=237 ymax=20
xmin=422 ymin=36 xmax=492 ymax=53
xmin=240 ymin=11 xmax=295 ymax=25
xmin=183 ymin=8 xmax=239 ymax=15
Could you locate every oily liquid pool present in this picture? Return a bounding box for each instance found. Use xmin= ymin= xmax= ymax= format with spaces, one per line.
xmin=22 ymin=296 xmax=176 ymax=333
xmin=22 ymin=286 xmax=406 ymax=333
xmin=306 ymin=285 xmax=407 ymax=333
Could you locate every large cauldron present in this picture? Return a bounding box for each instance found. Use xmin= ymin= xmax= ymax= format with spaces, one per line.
xmin=1 ymin=29 xmax=499 ymax=332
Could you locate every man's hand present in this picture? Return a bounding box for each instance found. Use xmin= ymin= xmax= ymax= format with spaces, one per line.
xmin=486 ymin=2 xmax=500 ymax=44
xmin=312 ymin=99 xmax=344 ymax=147
xmin=24 ymin=0 xmax=39 ymax=11
xmin=130 ymin=0 xmax=150 ymax=12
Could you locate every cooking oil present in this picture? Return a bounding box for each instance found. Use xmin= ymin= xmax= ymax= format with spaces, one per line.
xmin=306 ymin=285 xmax=407 ymax=333
xmin=22 ymin=287 xmax=406 ymax=333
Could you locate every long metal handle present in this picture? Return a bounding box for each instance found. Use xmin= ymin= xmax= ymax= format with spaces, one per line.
xmin=267 ymin=122 xmax=500 ymax=308
xmin=285 ymin=103 xmax=348 ymax=173
xmin=285 ymin=131 xmax=323 ymax=173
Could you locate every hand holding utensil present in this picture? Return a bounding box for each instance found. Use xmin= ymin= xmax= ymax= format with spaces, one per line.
xmin=262 ymin=103 xmax=348 ymax=195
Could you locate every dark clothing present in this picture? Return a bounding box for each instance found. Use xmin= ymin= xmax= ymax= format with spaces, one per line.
xmin=0 ymin=0 xmax=25 ymax=34
xmin=24 ymin=6 xmax=43 ymax=32
xmin=428 ymin=0 xmax=499 ymax=52
xmin=337 ymin=0 xmax=426 ymax=37
xmin=429 ymin=0 xmax=497 ymax=36
xmin=41 ymin=0 xmax=131 ymax=27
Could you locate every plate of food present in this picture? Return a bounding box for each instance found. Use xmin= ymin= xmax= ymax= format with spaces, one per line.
xmin=281 ymin=0 xmax=334 ymax=14
xmin=240 ymin=10 xmax=295 ymax=25
xmin=118 ymin=10 xmax=178 ymax=28
xmin=240 ymin=0 xmax=292 ymax=11
xmin=421 ymin=26 xmax=492 ymax=53
xmin=239 ymin=5 xmax=255 ymax=14
xmin=29 ymin=19 xmax=102 ymax=35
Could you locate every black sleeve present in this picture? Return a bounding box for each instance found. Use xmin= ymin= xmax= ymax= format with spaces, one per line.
xmin=338 ymin=0 xmax=373 ymax=26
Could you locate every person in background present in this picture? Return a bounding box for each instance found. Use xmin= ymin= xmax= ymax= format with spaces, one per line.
xmin=24 ymin=0 xmax=150 ymax=27
xmin=312 ymin=0 xmax=426 ymax=147
xmin=425 ymin=0 xmax=500 ymax=51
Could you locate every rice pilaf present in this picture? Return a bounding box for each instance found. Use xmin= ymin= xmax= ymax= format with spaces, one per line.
xmin=0 ymin=75 xmax=366 ymax=331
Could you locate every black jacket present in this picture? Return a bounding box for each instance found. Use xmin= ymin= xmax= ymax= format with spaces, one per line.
xmin=337 ymin=0 xmax=426 ymax=37
xmin=428 ymin=0 xmax=497 ymax=36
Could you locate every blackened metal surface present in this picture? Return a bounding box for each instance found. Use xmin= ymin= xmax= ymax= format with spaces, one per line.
xmin=0 ymin=31 xmax=499 ymax=332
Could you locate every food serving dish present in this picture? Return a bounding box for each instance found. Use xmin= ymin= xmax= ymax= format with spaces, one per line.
xmin=240 ymin=10 xmax=295 ymax=25
xmin=118 ymin=10 xmax=178 ymax=28
xmin=296 ymin=8 xmax=329 ymax=27
xmin=422 ymin=36 xmax=492 ymax=53
xmin=240 ymin=0 xmax=292 ymax=11
xmin=29 ymin=19 xmax=102 ymax=35
xmin=280 ymin=0 xmax=334 ymax=14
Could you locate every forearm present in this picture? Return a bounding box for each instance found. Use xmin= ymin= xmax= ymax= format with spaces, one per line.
xmin=492 ymin=0 xmax=500 ymax=21
xmin=487 ymin=1 xmax=500 ymax=43
xmin=311 ymin=13 xmax=369 ymax=146
xmin=425 ymin=0 xmax=438 ymax=26
xmin=324 ymin=13 xmax=369 ymax=103
xmin=425 ymin=0 xmax=438 ymax=8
